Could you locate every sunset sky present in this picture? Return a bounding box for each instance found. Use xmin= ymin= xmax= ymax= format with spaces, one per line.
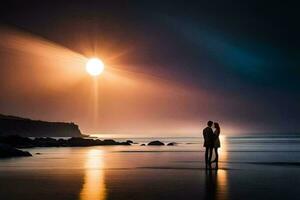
xmin=0 ymin=0 xmax=299 ymax=136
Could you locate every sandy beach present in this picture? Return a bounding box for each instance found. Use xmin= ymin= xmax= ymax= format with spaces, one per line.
xmin=0 ymin=136 xmax=300 ymax=200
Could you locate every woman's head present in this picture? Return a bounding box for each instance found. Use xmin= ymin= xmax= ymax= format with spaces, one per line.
xmin=214 ymin=122 xmax=220 ymax=130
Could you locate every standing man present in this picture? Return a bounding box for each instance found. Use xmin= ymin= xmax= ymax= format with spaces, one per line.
xmin=203 ymin=121 xmax=214 ymax=169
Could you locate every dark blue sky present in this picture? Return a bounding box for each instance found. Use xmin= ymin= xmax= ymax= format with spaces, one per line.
xmin=0 ymin=0 xmax=299 ymax=134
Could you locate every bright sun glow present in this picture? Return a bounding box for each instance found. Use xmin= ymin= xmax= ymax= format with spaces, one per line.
xmin=86 ymin=58 xmax=105 ymax=76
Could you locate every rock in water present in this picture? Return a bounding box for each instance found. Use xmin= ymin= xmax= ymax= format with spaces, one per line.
xmin=0 ymin=135 xmax=133 ymax=148
xmin=0 ymin=143 xmax=32 ymax=158
xmin=148 ymin=141 xmax=164 ymax=146
xmin=167 ymin=142 xmax=176 ymax=146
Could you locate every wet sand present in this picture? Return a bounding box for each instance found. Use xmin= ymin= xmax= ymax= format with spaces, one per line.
xmin=0 ymin=136 xmax=300 ymax=200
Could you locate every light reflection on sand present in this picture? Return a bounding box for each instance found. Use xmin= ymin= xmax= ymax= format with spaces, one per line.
xmin=217 ymin=135 xmax=228 ymax=200
xmin=80 ymin=149 xmax=106 ymax=200
xmin=216 ymin=169 xmax=228 ymax=200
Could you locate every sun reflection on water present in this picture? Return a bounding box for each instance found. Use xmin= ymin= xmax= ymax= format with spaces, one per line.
xmin=80 ymin=149 xmax=106 ymax=200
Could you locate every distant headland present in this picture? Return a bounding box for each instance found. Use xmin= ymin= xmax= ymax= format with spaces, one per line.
xmin=0 ymin=114 xmax=82 ymax=137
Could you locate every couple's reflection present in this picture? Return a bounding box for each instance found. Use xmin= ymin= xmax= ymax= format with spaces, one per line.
xmin=205 ymin=169 xmax=228 ymax=200
xmin=205 ymin=135 xmax=228 ymax=200
xmin=80 ymin=149 xmax=106 ymax=200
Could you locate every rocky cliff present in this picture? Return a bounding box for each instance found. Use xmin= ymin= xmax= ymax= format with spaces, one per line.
xmin=0 ymin=114 xmax=82 ymax=137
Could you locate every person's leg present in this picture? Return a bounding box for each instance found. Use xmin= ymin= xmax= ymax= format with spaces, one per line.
xmin=214 ymin=148 xmax=219 ymax=169
xmin=205 ymin=147 xmax=209 ymax=169
xmin=214 ymin=148 xmax=219 ymax=162
xmin=208 ymin=147 xmax=213 ymax=169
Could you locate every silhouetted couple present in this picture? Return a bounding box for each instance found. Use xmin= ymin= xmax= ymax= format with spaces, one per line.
xmin=203 ymin=121 xmax=221 ymax=169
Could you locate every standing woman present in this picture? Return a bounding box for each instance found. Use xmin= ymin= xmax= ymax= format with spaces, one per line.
xmin=213 ymin=122 xmax=221 ymax=168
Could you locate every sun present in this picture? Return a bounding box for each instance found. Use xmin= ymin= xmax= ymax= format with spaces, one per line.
xmin=86 ymin=58 xmax=105 ymax=76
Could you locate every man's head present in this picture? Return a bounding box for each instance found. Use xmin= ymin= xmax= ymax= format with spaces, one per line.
xmin=207 ymin=121 xmax=213 ymax=127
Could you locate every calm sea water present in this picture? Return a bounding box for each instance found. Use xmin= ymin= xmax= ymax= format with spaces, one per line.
xmin=0 ymin=135 xmax=300 ymax=200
